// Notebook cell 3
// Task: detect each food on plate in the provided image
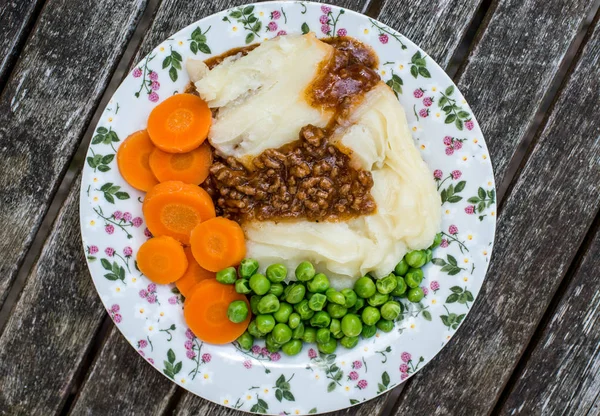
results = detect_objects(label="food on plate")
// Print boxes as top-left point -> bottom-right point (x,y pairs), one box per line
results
184,279 -> 251,344
116,129 -> 159,191
136,235 -> 188,284
149,143 -> 213,184
142,180 -> 215,244
189,217 -> 246,272
147,93 -> 211,153
115,32 -> 442,351
174,247 -> 215,297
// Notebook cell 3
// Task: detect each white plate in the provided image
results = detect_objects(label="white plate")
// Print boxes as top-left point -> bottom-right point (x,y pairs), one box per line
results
80,2 -> 496,414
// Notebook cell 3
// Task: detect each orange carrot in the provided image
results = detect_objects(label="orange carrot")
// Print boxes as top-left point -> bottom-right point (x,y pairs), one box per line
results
175,247 -> 215,297
190,217 -> 246,272
149,143 -> 212,185
147,93 -> 211,153
117,129 -> 159,191
143,181 -> 216,244
136,236 -> 188,284
184,279 -> 250,344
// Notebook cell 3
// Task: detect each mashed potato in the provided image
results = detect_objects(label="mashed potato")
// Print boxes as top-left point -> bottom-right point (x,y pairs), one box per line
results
193,34 -> 441,289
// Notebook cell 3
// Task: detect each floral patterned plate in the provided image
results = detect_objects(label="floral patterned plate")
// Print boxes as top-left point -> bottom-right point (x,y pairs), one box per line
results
80,2 -> 496,414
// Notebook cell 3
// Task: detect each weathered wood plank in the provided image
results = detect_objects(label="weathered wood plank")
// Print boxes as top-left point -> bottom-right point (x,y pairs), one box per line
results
377,0 -> 483,70
499,222 -> 600,415
69,326 -> 178,416
0,0 -> 45,90
391,10 -> 600,416
0,0 -> 148,309
0,175 -> 109,414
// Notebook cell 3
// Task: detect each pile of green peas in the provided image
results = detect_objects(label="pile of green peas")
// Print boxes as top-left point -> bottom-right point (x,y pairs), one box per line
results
220,233 -> 441,356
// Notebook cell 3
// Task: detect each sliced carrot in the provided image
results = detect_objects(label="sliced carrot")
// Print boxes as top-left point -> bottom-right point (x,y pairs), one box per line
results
149,143 -> 212,185
117,129 -> 159,191
136,236 -> 188,284
143,181 -> 216,244
147,93 -> 211,153
184,279 -> 250,344
190,217 -> 246,272
175,247 -> 215,297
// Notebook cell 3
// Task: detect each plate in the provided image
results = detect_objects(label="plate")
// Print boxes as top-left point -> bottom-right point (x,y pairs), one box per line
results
80,2 -> 496,414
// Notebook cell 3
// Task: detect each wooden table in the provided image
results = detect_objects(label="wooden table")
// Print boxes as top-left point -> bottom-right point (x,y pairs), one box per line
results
1,0 -> 599,414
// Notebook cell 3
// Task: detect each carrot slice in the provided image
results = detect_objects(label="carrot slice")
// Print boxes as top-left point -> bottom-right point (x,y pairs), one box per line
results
143,181 -> 216,244
190,217 -> 246,272
175,247 -> 215,297
136,236 -> 188,284
117,129 -> 159,191
149,143 -> 212,185
184,279 -> 250,344
147,93 -> 211,153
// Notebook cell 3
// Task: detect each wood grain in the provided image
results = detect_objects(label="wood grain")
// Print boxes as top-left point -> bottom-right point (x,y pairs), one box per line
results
455,0 -> 597,185
0,175 -> 108,414
0,0 -> 147,310
390,10 -> 600,416
0,0 -> 44,90
69,326 -> 179,416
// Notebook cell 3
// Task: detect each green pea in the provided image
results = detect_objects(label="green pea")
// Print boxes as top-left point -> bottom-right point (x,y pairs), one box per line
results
216,267 -> 237,284
430,232 -> 442,249
340,336 -> 359,349
367,292 -> 389,307
361,306 -> 381,326
292,322 -> 305,339
277,282 -> 289,300
268,282 -> 284,297
295,261 -> 316,282
348,297 -> 365,314
361,324 -> 377,338
308,293 -> 327,311
341,289 -> 358,308
288,313 -> 301,329
238,259 -> 259,279
327,303 -> 348,319
227,300 -> 249,323
235,278 -> 252,294
283,283 -> 293,299
303,327 -> 317,343
274,302 -> 293,323
317,337 -> 337,354
250,295 -> 261,315
376,319 -> 394,332
316,328 -> 331,344
257,294 -> 280,314
266,333 -> 282,353
272,323 -> 293,344
255,314 -> 276,333
405,268 -> 424,288
326,288 -> 346,306
330,318 -> 342,338
354,276 -> 376,298
310,311 -> 331,328
307,273 -> 330,293
381,301 -> 402,321
407,287 -> 424,303
249,273 -> 271,295
247,320 -> 266,338
294,300 -> 314,320
426,249 -> 433,263
405,250 -> 427,268
236,331 -> 254,350
285,283 -> 306,304
266,263 -> 287,283
394,259 -> 409,276
341,314 -> 362,337
281,339 -> 303,356
391,276 -> 407,296
376,274 -> 397,294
